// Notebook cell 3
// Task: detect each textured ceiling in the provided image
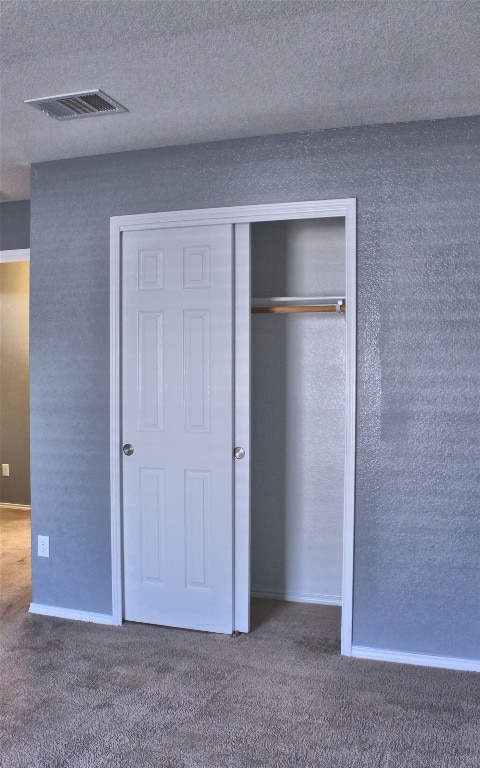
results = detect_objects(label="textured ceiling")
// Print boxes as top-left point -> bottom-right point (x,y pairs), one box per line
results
0,0 -> 479,201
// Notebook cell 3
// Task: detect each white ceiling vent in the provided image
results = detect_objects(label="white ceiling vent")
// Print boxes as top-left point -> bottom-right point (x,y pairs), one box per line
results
25,90 -> 128,120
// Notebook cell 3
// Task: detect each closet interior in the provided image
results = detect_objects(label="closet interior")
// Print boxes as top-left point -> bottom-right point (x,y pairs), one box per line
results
249,217 -> 346,625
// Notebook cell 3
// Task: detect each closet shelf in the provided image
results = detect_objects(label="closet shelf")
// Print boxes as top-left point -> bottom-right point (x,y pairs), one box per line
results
252,296 -> 345,314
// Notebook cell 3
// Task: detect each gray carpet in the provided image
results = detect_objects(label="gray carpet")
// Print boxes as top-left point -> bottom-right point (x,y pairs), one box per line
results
1,507 -> 479,768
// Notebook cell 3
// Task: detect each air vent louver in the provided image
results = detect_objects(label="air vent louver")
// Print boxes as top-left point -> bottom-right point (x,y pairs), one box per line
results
25,90 -> 128,120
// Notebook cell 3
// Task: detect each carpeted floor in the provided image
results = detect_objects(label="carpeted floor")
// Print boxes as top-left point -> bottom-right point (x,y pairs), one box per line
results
0,506 -> 479,768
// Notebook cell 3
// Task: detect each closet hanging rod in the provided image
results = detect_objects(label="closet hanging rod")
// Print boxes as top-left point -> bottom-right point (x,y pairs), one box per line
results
252,304 -> 345,314
252,297 -> 345,314
252,295 -> 345,306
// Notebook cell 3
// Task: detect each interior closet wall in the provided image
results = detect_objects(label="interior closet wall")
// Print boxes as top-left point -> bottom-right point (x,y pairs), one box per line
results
251,218 -> 345,604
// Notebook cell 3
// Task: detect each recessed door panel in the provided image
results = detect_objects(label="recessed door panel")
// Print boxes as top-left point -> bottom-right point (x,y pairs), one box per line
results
184,310 -> 210,433
139,467 -> 165,584
185,469 -> 210,590
138,312 -> 164,431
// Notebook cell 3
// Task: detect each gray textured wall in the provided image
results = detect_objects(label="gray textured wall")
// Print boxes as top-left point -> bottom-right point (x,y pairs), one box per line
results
0,200 -> 30,250
0,262 -> 30,505
251,220 -> 345,602
30,117 -> 480,659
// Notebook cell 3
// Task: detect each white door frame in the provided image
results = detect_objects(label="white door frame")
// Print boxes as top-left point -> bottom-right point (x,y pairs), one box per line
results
110,198 -> 356,655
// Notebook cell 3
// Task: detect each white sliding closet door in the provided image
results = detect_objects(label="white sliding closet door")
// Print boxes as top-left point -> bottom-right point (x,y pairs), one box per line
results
121,225 -> 234,633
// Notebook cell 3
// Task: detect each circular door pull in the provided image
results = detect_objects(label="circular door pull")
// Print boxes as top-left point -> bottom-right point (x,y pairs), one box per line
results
123,443 -> 134,456
234,447 -> 246,460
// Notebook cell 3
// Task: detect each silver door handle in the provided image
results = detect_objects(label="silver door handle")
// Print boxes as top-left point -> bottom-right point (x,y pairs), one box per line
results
123,444 -> 134,456
234,447 -> 245,460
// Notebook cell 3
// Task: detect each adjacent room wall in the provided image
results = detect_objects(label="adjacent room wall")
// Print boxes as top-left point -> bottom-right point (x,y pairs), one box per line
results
0,261 -> 30,505
0,200 -> 30,251
30,116 -> 480,661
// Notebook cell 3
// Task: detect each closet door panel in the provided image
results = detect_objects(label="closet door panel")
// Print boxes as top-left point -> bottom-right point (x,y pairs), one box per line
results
122,224 -> 234,634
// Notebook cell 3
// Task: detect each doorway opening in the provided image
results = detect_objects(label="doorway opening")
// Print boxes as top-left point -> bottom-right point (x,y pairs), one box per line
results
0,255 -> 31,613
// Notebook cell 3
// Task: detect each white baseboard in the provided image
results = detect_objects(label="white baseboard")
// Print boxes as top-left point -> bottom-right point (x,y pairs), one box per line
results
352,645 -> 480,673
0,502 -> 31,511
251,588 -> 342,606
29,603 -> 115,625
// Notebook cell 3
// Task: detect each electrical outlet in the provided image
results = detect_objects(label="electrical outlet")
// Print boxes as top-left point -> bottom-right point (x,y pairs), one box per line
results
1,464 -> 9,477
38,535 -> 49,558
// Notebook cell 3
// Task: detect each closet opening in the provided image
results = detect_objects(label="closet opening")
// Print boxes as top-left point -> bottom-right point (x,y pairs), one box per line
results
249,217 -> 346,650
110,198 -> 355,640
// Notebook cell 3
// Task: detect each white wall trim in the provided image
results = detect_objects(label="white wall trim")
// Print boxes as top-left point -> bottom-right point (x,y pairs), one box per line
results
352,645 -> 480,673
0,248 -> 30,262
0,502 -> 31,511
111,199 -> 357,231
29,603 -> 115,625
252,589 -> 342,606
110,198 -> 356,650
109,218 -> 123,626
341,198 -> 356,656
